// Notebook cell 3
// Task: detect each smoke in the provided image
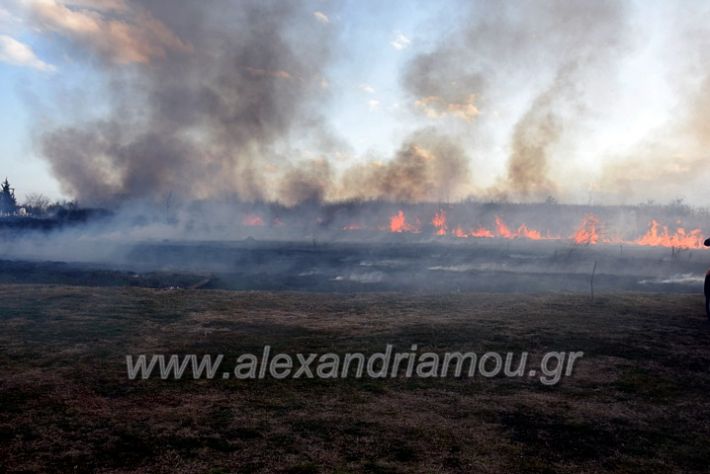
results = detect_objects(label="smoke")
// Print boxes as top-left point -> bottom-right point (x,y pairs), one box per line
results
338,129 -> 472,203
598,21 -> 710,203
401,0 -> 627,200
492,68 -> 578,200
23,1 -> 710,207
278,159 -> 333,207
31,0 -> 335,205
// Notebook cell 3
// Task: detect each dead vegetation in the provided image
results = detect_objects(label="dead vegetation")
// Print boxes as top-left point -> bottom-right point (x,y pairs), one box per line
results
1,285 -> 710,473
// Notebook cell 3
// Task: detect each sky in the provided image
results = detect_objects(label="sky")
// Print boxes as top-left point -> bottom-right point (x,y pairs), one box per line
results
1,0 -> 709,206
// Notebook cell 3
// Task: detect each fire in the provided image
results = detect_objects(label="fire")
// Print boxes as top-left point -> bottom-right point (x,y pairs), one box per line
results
495,216 -> 512,239
441,217 -> 544,240
635,220 -> 705,249
494,217 -> 544,240
471,227 -> 495,238
573,214 -> 599,245
515,224 -> 542,240
432,210 -> 447,235
389,210 -> 420,233
389,210 -> 407,232
242,213 -> 264,226
382,209 -> 706,249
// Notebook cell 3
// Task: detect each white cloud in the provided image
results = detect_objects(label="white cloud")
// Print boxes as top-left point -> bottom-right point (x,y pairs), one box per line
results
0,34 -> 55,71
390,32 -> 410,50
313,11 -> 329,24
358,83 -> 375,94
367,99 -> 380,111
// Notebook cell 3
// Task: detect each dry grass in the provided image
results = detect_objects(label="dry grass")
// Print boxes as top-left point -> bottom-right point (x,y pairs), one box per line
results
1,285 -> 710,473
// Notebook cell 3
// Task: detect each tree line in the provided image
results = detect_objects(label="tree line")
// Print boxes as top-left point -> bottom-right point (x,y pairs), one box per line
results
0,178 -> 77,217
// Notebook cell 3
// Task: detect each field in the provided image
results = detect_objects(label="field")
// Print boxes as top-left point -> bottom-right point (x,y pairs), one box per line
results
2,284 -> 710,473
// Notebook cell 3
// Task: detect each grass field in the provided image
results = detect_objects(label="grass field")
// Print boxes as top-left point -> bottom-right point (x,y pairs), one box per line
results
1,285 -> 710,473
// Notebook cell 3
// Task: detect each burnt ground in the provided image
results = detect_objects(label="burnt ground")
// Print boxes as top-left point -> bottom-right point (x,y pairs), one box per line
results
1,285 -> 710,473
2,238 -> 710,293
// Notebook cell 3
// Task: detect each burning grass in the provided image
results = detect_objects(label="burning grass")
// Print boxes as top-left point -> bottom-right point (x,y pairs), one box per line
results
377,209 -> 707,249
1,285 -> 710,472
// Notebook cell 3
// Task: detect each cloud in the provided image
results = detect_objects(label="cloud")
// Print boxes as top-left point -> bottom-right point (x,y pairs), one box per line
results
358,83 -> 375,94
367,99 -> 380,111
390,32 -> 410,50
0,34 -> 55,71
26,0 -> 191,64
313,11 -> 329,24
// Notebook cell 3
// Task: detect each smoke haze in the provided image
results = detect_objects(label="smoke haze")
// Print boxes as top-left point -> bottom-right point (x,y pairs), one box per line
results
13,0 -> 710,207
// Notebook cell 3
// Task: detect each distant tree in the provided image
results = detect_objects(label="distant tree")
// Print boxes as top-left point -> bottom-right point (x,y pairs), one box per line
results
0,178 -> 17,215
23,193 -> 51,216
544,195 -> 558,206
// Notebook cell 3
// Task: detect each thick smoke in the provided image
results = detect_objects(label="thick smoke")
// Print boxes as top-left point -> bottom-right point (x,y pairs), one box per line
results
32,0 -> 334,205
338,129 -> 472,203
30,0 -> 479,207
25,1 -> 710,207
492,68 -> 577,200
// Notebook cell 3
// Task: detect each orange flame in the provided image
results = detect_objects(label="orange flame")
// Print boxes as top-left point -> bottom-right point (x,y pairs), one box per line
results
389,210 -> 420,233
381,210 -> 706,249
471,227 -> 495,238
390,210 -> 407,232
432,210 -> 447,236
495,216 -> 512,239
431,216 -> 545,240
515,224 -> 542,240
573,214 -> 599,245
635,220 -> 704,249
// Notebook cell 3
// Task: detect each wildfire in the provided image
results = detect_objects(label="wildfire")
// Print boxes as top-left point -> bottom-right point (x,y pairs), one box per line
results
430,215 -> 545,240
516,224 -> 542,240
379,210 -> 705,250
635,220 -> 705,249
495,216 -> 512,239
389,210 -> 420,233
432,210 -> 447,236
573,214 -> 599,245
471,227 -> 495,238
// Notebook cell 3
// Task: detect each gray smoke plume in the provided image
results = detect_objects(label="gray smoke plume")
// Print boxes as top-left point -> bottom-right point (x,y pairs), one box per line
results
31,0 -> 334,205
494,67 -> 579,200
31,1 -> 710,207
338,129 -> 472,203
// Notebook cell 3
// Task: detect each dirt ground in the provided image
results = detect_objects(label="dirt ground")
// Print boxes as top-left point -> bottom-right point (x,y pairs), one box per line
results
1,285 -> 710,473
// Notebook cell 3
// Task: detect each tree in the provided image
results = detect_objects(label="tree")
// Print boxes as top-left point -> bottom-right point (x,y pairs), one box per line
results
0,178 -> 17,215
23,193 -> 51,216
